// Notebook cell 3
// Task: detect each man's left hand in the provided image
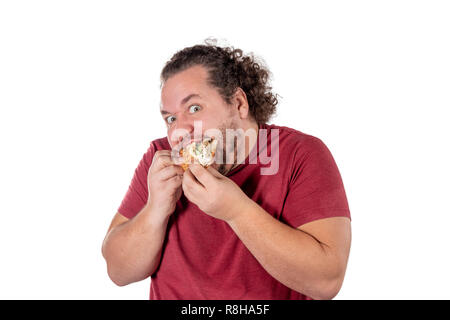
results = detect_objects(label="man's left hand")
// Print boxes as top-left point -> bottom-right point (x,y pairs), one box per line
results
182,163 -> 251,222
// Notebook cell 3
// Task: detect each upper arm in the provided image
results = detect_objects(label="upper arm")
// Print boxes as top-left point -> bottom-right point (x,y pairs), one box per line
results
297,216 -> 352,271
117,143 -> 155,220
281,137 -> 351,228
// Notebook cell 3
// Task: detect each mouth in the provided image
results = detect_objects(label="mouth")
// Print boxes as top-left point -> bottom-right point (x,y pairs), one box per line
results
177,133 -> 215,149
178,136 -> 218,170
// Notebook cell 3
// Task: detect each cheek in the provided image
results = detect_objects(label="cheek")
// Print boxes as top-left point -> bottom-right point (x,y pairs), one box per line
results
203,106 -> 231,127
201,118 -> 219,130
167,128 -> 177,147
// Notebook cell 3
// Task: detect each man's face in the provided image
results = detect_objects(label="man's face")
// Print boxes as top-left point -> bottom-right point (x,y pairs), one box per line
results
160,65 -> 240,174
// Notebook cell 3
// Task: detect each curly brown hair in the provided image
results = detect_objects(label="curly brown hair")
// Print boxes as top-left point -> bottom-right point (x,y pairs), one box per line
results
160,39 -> 278,124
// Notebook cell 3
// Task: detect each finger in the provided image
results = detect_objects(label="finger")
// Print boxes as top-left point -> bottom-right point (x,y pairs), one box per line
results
151,151 -> 175,171
206,165 -> 223,178
154,150 -> 172,157
181,179 -> 195,203
165,174 -> 183,189
156,165 -> 184,181
188,164 -> 216,188
182,168 -> 205,195
182,174 -> 199,204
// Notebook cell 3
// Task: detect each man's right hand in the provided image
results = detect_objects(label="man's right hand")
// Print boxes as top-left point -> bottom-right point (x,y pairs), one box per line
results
147,150 -> 185,218
103,150 -> 184,285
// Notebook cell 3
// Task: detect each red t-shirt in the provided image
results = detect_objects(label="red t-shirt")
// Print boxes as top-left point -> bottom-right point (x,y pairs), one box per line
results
117,123 -> 351,299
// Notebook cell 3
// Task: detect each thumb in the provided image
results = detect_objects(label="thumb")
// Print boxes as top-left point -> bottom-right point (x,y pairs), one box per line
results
207,165 -> 223,178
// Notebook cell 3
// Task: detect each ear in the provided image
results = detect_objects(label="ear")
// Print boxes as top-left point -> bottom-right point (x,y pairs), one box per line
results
233,87 -> 250,120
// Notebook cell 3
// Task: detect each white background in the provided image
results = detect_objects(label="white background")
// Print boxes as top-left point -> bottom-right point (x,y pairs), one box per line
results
1,1 -> 449,299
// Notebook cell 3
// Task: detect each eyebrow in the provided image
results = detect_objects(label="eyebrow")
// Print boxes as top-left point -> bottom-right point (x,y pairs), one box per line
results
160,93 -> 201,115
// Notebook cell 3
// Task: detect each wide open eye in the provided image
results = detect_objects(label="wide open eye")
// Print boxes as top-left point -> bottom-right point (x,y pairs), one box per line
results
188,105 -> 202,113
166,115 -> 176,124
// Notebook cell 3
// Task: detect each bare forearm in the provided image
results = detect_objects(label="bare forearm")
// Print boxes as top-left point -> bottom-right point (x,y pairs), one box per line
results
227,200 -> 342,300
102,204 -> 169,286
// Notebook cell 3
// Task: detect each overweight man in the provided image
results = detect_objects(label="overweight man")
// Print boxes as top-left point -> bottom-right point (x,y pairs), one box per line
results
102,41 -> 351,300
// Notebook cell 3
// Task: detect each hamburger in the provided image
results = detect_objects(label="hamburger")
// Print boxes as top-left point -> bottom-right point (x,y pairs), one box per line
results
179,137 -> 218,171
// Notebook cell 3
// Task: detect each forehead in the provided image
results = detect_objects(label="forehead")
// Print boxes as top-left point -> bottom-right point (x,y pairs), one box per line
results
160,65 -> 212,111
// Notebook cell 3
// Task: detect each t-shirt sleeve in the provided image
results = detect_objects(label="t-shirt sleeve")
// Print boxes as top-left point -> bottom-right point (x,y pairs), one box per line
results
281,136 -> 351,228
117,142 -> 156,219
